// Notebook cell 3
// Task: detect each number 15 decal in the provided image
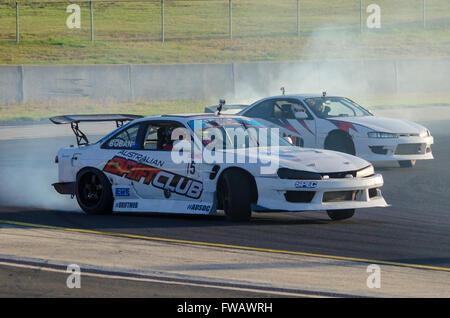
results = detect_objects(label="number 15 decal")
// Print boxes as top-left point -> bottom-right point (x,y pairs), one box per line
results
187,161 -> 196,175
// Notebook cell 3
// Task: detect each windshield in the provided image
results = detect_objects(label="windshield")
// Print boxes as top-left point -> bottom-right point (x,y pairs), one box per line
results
188,118 -> 292,150
305,97 -> 372,119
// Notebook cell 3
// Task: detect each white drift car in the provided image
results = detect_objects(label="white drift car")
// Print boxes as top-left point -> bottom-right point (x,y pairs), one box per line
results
237,94 -> 434,168
51,113 -> 387,221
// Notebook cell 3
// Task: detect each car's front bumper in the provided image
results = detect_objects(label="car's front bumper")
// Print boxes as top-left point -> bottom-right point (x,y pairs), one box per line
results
253,174 -> 387,212
355,135 -> 434,162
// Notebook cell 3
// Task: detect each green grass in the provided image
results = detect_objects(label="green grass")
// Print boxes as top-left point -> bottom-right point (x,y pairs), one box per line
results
0,0 -> 449,64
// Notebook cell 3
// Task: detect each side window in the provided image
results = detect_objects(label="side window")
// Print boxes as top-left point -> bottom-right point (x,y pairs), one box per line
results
143,125 -> 159,150
244,100 -> 275,120
143,121 -> 189,151
275,99 -> 313,120
104,124 -> 141,149
273,100 -> 295,119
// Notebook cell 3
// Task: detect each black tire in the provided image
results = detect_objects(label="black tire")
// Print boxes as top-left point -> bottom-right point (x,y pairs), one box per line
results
327,209 -> 355,221
324,132 -> 355,155
220,169 -> 252,222
75,168 -> 113,215
398,160 -> 416,168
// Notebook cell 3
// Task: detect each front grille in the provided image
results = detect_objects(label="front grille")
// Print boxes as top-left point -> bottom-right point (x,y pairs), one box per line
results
323,191 -> 357,202
284,191 -> 315,203
395,143 -> 424,155
277,168 -> 358,180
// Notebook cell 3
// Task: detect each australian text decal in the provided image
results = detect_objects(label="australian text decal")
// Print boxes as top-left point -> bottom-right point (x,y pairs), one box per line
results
117,150 -> 165,167
103,155 -> 203,199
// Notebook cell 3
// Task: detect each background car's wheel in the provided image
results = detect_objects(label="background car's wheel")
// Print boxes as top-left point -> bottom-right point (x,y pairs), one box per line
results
324,131 -> 356,155
220,169 -> 252,222
327,209 -> 355,221
398,160 -> 416,168
75,168 -> 113,215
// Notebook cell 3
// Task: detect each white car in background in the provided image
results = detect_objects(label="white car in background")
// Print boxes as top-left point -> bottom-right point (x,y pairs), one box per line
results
237,94 -> 434,168
51,113 -> 387,221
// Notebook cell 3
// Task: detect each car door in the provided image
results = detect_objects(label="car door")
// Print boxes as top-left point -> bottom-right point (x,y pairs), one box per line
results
130,120 -> 192,201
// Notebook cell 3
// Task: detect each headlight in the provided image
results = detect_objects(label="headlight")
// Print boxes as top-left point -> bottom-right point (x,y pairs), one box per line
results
419,130 -> 431,137
367,132 -> 398,138
356,165 -> 375,178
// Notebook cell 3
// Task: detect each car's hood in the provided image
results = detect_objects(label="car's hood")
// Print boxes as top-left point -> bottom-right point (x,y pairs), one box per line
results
219,146 -> 370,175
330,116 -> 427,134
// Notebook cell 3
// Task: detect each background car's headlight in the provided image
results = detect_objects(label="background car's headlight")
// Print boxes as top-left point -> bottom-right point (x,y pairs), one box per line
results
356,165 -> 375,178
420,129 -> 431,137
367,132 -> 398,138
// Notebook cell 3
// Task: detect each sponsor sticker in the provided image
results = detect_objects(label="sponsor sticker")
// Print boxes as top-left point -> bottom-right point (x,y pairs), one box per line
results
187,204 -> 211,212
115,187 -> 130,197
115,202 -> 138,209
294,181 -> 318,189
104,155 -> 203,199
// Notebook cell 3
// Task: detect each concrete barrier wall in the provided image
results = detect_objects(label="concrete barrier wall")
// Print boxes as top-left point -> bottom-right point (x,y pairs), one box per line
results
0,58 -> 449,104
0,66 -> 23,104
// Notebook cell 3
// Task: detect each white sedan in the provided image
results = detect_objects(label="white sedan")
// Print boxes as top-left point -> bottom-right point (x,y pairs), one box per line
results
237,94 -> 434,168
51,113 -> 387,221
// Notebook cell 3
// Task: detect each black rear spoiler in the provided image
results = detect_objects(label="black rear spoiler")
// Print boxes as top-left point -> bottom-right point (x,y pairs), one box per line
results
49,114 -> 143,146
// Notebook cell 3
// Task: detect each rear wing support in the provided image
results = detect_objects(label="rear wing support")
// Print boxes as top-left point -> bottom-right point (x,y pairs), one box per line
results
70,121 -> 90,146
50,114 -> 144,146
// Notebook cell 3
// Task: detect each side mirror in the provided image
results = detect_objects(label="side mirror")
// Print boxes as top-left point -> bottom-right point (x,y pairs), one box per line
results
294,111 -> 308,120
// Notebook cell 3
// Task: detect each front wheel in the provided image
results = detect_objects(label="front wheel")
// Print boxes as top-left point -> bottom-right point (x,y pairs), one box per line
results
398,160 -> 416,168
327,209 -> 355,221
220,169 -> 252,222
324,132 -> 355,155
75,168 -> 113,215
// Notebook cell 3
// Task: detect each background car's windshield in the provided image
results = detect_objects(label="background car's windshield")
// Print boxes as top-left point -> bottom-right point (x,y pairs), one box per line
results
188,118 -> 292,150
305,97 -> 372,119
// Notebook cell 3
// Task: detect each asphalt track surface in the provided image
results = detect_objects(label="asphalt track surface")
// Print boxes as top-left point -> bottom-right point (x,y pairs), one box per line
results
0,120 -> 449,269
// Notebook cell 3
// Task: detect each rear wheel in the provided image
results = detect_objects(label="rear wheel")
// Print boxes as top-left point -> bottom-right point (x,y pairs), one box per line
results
75,168 -> 113,215
220,169 -> 252,222
327,209 -> 355,221
398,160 -> 416,168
